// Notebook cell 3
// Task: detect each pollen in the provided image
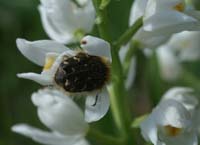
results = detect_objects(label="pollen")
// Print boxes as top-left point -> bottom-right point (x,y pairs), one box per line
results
173,3 -> 185,12
54,52 -> 110,93
164,125 -> 182,137
43,56 -> 56,71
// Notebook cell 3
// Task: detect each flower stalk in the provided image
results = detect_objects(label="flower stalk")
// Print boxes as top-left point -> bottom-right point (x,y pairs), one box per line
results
92,0 -> 111,42
92,0 -> 135,144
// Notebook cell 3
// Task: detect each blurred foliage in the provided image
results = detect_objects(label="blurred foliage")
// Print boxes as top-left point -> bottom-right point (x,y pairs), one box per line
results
0,0 -> 46,145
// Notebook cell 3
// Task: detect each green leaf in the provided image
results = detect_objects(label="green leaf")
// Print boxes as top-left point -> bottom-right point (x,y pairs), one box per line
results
131,114 -> 148,128
147,50 -> 163,105
100,0 -> 111,10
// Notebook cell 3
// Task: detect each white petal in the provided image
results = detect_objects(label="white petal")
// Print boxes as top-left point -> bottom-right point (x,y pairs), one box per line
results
143,0 -> 197,31
12,124 -> 87,145
161,87 -> 198,112
129,0 -> 148,25
81,35 -> 111,60
17,73 -> 53,85
16,38 -> 69,66
141,0 -> 200,37
38,6 -> 74,44
140,114 -> 158,145
85,89 -> 110,122
134,28 -> 170,48
38,0 -> 95,44
154,100 -> 191,128
162,87 -> 193,100
72,1 -> 95,32
144,11 -> 197,32
32,88 -> 88,135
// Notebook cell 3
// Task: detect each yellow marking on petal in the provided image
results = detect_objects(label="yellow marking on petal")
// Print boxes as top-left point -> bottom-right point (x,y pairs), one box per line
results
164,125 -> 182,137
43,56 -> 56,71
173,3 -> 185,12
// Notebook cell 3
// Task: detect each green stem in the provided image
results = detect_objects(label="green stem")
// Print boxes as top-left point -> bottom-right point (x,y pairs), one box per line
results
114,17 -> 143,50
92,0 -> 111,42
92,0 -> 134,144
87,128 -> 123,145
109,46 -> 134,144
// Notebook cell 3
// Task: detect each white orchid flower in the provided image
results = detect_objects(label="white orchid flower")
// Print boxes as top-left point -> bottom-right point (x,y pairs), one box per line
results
16,35 -> 111,122
129,0 -> 170,48
140,99 -> 198,145
161,87 -> 200,133
129,0 -> 148,25
161,87 -> 198,112
12,88 -> 89,145
166,31 -> 200,61
39,0 -> 95,44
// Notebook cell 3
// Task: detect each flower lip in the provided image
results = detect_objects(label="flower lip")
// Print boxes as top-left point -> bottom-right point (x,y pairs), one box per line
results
163,125 -> 183,137
173,2 -> 185,12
